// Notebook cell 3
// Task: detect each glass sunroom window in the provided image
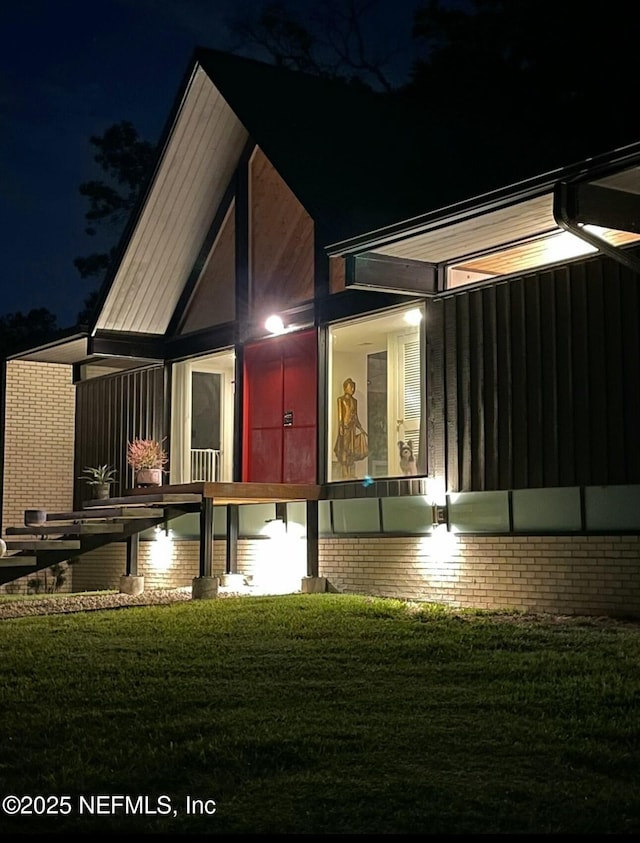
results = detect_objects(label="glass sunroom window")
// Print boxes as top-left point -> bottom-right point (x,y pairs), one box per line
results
327,305 -> 425,482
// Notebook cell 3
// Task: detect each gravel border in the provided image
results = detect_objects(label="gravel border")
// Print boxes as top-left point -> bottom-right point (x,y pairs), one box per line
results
0,586 -> 246,620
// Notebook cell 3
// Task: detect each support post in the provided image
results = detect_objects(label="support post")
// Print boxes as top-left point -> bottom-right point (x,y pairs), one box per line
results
126,532 -> 139,576
301,499 -> 326,594
306,499 -> 318,577
120,531 -> 144,595
193,495 -> 218,600
199,496 -> 214,578
226,504 -> 238,574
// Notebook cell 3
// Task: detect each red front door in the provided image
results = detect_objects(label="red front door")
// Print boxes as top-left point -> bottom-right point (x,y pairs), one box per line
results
243,329 -> 317,483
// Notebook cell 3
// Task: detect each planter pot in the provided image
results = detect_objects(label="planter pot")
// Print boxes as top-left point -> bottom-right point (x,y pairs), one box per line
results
92,483 -> 111,500
135,468 -> 163,487
25,509 -> 47,526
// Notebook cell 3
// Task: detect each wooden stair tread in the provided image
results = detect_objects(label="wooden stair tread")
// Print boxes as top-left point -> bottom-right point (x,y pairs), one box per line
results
5,523 -> 128,536
45,507 -> 167,521
0,556 -> 37,567
83,493 -> 203,508
2,539 -> 81,551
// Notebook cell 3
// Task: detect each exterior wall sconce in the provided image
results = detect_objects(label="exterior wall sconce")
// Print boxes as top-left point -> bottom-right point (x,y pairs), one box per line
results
265,315 -> 286,335
431,503 -> 448,528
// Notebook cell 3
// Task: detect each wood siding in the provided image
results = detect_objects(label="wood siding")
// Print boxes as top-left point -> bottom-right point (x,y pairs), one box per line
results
74,366 -> 165,506
432,253 -> 640,492
179,201 -> 236,333
249,147 -> 314,317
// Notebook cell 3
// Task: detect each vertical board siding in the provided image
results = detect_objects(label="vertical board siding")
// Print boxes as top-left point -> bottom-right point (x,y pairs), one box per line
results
426,299 -> 446,481
539,270 -> 559,487
495,282 -> 513,489
443,296 -> 459,491
441,253 -> 640,491
621,271 -> 640,479
509,279 -> 528,488
74,366 -> 165,506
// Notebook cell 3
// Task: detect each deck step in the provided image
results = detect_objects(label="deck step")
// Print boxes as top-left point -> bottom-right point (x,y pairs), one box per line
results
5,523 -> 128,536
1,539 -> 81,552
0,556 -> 37,567
45,507 -> 167,522
83,493 -> 203,508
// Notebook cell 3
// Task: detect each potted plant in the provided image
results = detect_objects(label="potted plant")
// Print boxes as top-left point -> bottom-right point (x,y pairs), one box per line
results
127,438 -> 168,487
78,464 -> 118,500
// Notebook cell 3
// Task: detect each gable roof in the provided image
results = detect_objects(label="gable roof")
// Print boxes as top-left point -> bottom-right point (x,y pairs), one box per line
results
90,46 -> 640,338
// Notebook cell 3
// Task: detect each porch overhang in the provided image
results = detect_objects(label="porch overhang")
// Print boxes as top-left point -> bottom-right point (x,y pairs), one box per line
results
330,141 -> 640,294
5,332 -> 89,365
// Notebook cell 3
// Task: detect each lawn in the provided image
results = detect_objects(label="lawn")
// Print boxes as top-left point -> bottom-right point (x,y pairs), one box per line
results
0,593 -> 639,834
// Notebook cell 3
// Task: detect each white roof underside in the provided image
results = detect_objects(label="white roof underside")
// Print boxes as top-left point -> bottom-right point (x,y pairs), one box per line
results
367,165 -> 640,264
95,65 -> 248,335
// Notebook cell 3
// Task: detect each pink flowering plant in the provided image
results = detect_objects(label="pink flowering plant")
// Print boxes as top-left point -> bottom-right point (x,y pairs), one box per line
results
126,438 -> 168,471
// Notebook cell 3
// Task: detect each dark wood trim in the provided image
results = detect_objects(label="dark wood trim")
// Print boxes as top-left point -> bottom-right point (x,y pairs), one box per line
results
163,361 -> 172,467
554,181 -> 640,275
306,499 -> 319,577
347,251 -> 437,295
199,496 -> 214,577
317,288 -> 416,324
235,140 -> 253,336
317,326 -> 328,483
126,532 -> 139,576
163,322 -> 236,361
233,344 -> 244,482
225,504 -> 238,574
88,332 -> 165,361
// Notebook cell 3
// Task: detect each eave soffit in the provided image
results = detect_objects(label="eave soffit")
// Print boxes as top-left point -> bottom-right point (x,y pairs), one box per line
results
93,62 -> 249,338
334,142 -> 640,290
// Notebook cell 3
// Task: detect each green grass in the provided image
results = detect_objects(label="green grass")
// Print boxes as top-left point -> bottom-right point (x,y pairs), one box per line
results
1,593 -> 639,833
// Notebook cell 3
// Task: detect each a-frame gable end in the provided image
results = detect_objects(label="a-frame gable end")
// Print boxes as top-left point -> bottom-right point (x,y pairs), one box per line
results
178,201 -> 236,334
249,147 -> 314,319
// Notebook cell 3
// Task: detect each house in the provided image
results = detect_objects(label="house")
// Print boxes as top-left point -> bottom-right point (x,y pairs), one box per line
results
2,47 -> 640,614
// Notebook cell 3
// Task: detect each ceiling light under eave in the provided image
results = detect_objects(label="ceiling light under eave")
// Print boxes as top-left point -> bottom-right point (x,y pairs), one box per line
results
404,308 -> 423,326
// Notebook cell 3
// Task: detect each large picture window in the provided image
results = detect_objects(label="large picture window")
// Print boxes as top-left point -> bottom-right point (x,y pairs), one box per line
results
327,305 -> 425,482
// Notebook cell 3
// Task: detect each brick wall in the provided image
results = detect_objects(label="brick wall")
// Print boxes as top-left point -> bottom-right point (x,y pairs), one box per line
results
69,530 -> 640,617
319,533 -> 640,617
1,361 -> 76,594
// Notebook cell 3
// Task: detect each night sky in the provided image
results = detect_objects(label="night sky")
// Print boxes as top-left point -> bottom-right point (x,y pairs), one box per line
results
1,0 -> 421,329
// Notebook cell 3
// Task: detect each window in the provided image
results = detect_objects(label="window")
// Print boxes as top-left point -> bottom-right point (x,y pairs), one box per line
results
327,305 -> 425,482
170,350 -> 235,483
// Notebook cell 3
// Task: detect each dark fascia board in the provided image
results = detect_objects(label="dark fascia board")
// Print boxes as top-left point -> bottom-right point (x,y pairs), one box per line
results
346,252 -> 437,295
555,181 -> 640,233
554,180 -> 640,275
164,322 -> 237,362
328,140 -> 640,258
317,288 -> 417,324
88,331 -> 166,361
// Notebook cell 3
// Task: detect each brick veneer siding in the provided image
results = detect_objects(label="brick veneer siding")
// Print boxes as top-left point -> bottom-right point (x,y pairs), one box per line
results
1,360 -> 76,594
72,537 -> 305,593
72,541 -> 227,593
70,531 -> 640,616
319,534 -> 640,617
